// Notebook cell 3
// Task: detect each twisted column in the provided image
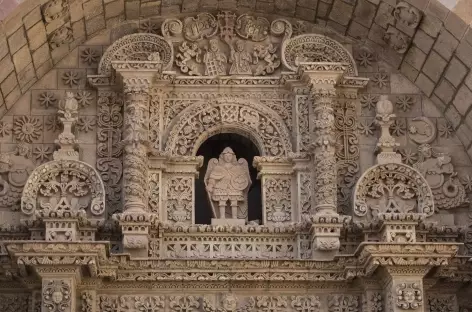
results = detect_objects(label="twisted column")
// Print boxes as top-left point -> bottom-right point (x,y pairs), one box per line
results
122,79 -> 151,212
310,88 -> 338,215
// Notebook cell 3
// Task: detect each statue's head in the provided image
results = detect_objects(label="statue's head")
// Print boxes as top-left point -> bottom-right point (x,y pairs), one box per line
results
209,39 -> 218,51
220,147 -> 236,163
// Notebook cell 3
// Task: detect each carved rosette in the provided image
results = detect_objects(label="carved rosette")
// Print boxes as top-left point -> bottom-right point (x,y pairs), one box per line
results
310,88 -> 338,213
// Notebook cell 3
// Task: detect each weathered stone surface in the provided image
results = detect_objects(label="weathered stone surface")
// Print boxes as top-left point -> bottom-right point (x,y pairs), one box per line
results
434,78 -> 456,104
32,43 -> 51,69
329,0 -> 354,26
12,45 -> 32,73
7,26 -> 27,55
425,0 -> 449,20
422,51 -> 447,83
27,22 -> 47,51
413,29 -> 434,53
404,45 -> 426,70
456,123 -> 472,147
295,6 -> 316,21
433,29 -> 459,60
455,40 -> 472,67
419,14 -> 443,38
445,11 -> 468,39
22,6 -> 42,30
353,0 -> 375,28
444,57 -> 467,87
400,61 -> 419,81
298,0 -> 318,8
0,72 -> 18,97
105,0 -> 125,18
453,84 -> 472,116
416,72 -> 435,96
85,15 -> 106,36
446,104 -> 462,129
83,0 -> 104,20
348,21 -> 369,40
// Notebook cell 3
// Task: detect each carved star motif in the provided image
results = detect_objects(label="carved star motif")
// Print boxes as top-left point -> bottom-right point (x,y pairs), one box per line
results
372,72 -> 389,89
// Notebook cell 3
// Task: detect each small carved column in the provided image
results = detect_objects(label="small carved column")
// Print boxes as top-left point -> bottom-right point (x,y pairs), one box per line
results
112,61 -> 161,257
300,63 -> 348,260
121,77 -> 152,212
309,87 -> 338,214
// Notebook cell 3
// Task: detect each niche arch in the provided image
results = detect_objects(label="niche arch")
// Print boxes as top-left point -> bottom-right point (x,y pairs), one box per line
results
163,99 -> 293,157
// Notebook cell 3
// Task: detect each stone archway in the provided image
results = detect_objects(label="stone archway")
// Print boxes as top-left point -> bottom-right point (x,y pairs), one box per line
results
163,99 -> 293,157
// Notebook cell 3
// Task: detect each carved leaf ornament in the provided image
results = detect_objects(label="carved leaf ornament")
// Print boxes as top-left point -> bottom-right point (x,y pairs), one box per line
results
353,163 -> 434,218
21,160 -> 106,220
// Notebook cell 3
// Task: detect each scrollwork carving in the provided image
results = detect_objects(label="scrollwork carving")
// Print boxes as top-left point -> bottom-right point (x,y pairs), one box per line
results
396,282 -> 422,310
265,176 -> 292,223
42,280 -> 71,312
166,176 -> 193,223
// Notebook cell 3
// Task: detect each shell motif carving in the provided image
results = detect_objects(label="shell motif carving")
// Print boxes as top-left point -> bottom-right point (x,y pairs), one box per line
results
21,160 -> 106,220
282,34 -> 358,76
353,163 -> 434,218
98,33 -> 174,77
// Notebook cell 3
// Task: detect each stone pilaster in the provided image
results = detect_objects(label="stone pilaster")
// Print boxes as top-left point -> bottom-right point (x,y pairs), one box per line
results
37,267 -> 79,312
381,267 -> 428,312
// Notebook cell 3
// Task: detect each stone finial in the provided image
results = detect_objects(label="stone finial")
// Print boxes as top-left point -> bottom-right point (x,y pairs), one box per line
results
375,95 -> 401,164
53,92 -> 79,161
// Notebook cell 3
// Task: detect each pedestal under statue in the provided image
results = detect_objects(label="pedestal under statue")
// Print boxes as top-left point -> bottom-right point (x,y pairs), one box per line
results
204,147 -> 251,225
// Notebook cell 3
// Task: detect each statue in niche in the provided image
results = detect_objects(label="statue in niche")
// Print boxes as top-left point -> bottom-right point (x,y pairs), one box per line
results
204,147 -> 251,224
229,39 -> 252,75
203,39 -> 227,76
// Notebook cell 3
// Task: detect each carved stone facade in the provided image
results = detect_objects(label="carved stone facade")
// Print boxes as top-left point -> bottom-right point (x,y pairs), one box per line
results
0,8 -> 470,312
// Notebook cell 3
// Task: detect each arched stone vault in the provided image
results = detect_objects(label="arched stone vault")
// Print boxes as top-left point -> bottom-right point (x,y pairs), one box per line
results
0,0 -> 471,161
0,3 -> 471,311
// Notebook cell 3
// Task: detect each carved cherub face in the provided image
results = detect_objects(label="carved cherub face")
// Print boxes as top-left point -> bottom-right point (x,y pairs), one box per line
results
221,294 -> 237,311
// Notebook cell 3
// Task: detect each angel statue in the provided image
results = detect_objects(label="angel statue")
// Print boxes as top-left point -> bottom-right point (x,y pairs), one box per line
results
204,147 -> 252,224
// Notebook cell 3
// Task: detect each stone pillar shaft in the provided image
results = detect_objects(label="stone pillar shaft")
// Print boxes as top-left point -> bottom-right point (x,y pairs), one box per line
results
122,84 -> 150,212
310,88 -> 337,214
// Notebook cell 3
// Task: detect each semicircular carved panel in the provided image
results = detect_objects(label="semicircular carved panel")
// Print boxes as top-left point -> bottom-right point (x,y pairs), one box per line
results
282,34 -> 358,76
164,100 -> 292,157
21,160 -> 106,221
98,33 -> 174,77
353,163 -> 434,219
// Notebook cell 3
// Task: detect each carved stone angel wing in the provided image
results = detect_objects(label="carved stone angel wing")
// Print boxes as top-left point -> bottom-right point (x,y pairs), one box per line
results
237,158 -> 252,191
204,158 -> 218,187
